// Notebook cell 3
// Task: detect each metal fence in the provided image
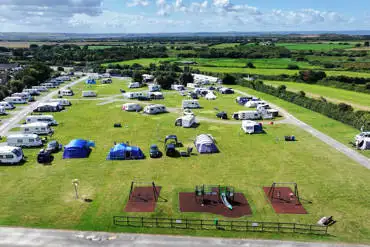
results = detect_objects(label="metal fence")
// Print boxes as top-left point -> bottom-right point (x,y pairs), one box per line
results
113,216 -> 328,235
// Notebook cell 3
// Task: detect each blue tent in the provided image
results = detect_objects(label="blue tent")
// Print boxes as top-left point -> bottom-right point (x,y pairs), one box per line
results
106,143 -> 145,160
86,79 -> 96,84
63,139 -> 95,159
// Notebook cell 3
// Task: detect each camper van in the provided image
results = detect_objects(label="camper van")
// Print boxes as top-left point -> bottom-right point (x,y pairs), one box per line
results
49,98 -> 71,106
40,82 -> 56,88
0,101 -> 15,110
25,115 -> 58,126
122,103 -> 142,112
60,89 -> 74,96
175,114 -> 197,128
149,84 -> 161,92
0,146 -> 24,164
34,102 -> 64,112
0,106 -> 7,115
7,134 -> 43,147
124,92 -> 145,99
32,86 -> 48,92
4,96 -> 27,104
232,111 -> 261,120
82,91 -> 97,97
128,82 -> 141,88
23,88 -> 40,96
21,122 -> 54,135
11,92 -> 32,101
182,100 -> 201,109
143,104 -> 167,114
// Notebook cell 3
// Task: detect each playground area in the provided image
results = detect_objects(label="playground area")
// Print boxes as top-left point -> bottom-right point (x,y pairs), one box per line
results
124,181 -> 162,212
263,183 -> 307,214
179,185 -> 252,218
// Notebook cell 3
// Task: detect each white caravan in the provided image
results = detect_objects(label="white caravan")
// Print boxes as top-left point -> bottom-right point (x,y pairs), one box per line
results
122,103 -> 142,112
7,134 -> 43,147
232,111 -> 261,120
143,104 -> 167,114
182,100 -> 201,109
355,132 -> 370,143
124,92 -> 145,99
0,101 -> 15,110
25,115 -> 58,126
40,83 -> 56,88
11,92 -> 32,101
0,106 -> 7,115
20,122 -> 54,135
171,84 -> 185,91
0,146 -> 24,165
32,86 -> 48,92
82,91 -> 97,97
49,98 -> 71,106
23,88 -> 40,96
175,114 -> 197,128
128,82 -> 141,88
60,89 -> 74,96
4,96 -> 27,104
149,84 -> 161,92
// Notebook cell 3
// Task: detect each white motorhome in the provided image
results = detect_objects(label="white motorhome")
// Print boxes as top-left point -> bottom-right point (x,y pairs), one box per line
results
171,84 -> 185,91
124,92 -> 145,99
232,111 -> 261,120
4,96 -> 27,104
143,104 -> 167,114
149,84 -> 161,92
175,114 -> 197,128
82,91 -> 97,97
182,100 -> 201,109
60,89 -> 74,96
25,115 -> 58,126
21,122 -> 54,135
0,106 -> 7,115
0,146 -> 24,164
128,82 -> 141,88
0,101 -> 15,110
23,88 -> 40,96
7,134 -> 43,147
32,86 -> 48,92
11,92 -> 32,101
49,98 -> 71,106
40,83 -> 56,88
122,103 -> 142,112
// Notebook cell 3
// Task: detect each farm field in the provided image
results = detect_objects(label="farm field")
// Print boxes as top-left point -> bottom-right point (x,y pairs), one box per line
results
276,43 -> 356,51
0,79 -> 370,244
262,80 -> 370,111
209,43 -> 240,48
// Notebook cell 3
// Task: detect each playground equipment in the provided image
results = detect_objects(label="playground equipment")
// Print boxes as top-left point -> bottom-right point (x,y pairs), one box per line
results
195,185 -> 235,210
267,182 -> 301,205
129,181 -> 159,202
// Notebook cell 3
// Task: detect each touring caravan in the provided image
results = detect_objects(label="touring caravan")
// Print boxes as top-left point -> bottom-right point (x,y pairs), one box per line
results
0,106 -> 7,115
124,92 -> 145,99
171,84 -> 185,91
25,115 -> 58,126
82,91 -> 97,97
122,103 -> 142,112
148,92 -> 164,100
0,146 -> 24,164
7,134 -> 43,147
40,83 -> 56,88
175,115 -> 197,128
182,100 -> 201,109
0,101 -> 15,110
60,89 -> 74,96
241,120 -> 263,134
143,104 -> 167,114
23,88 -> 40,96
49,98 -> 71,106
128,82 -> 141,88
32,86 -> 48,92
21,122 -> 54,135
34,102 -> 64,112
4,96 -> 27,104
232,111 -> 261,120
11,92 -> 32,101
149,84 -> 161,92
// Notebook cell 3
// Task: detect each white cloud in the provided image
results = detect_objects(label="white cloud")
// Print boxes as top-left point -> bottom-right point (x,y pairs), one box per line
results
127,0 -> 150,7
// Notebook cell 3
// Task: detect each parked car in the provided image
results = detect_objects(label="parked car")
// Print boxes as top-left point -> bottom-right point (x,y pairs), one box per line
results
216,111 -> 228,120
46,140 -> 63,153
37,149 -> 54,164
149,144 -> 162,158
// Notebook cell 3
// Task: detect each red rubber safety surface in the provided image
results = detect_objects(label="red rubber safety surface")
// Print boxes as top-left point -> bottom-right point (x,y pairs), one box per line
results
124,186 -> 162,212
263,187 -> 307,214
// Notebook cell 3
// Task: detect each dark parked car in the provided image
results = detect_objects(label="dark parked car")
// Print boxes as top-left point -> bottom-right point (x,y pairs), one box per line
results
149,144 -> 162,158
46,140 -> 63,153
137,96 -> 151,101
37,149 -> 54,164
216,111 -> 228,120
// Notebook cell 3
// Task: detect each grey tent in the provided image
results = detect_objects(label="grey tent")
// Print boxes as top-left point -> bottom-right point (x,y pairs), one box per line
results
194,134 -> 219,154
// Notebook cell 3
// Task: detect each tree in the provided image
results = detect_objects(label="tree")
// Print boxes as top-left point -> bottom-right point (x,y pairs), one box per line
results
299,70 -> 326,83
287,64 -> 299,70
246,62 -> 255,68
364,41 -> 369,47
299,91 -> 306,97
179,72 -> 193,85
29,44 -> 39,49
132,71 -> 143,82
222,74 -> 236,85
155,73 -> 176,89
57,66 -> 64,72
355,43 -> 361,47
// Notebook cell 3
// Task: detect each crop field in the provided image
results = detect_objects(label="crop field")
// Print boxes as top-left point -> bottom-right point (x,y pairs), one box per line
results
262,80 -> 370,111
0,79 -> 370,244
209,43 -> 240,48
276,43 -> 356,51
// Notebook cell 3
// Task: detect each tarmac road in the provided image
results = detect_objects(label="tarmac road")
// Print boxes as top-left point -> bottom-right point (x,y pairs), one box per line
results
0,227 -> 368,247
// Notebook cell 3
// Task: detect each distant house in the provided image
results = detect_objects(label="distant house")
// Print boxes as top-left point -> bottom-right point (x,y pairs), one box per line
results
259,41 -> 274,46
0,64 -> 22,84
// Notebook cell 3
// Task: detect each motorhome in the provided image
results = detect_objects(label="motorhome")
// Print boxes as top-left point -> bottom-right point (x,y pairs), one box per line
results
23,88 -> 40,96
149,84 -> 161,92
175,114 -> 197,128
0,106 -> 7,115
34,102 -> 64,112
40,82 -> 56,88
25,115 -> 58,126
7,134 -> 43,147
0,101 -> 15,110
4,96 -> 27,104
143,104 -> 167,114
128,82 -> 141,88
0,146 -> 24,164
32,86 -> 48,92
49,98 -> 71,106
82,91 -> 97,97
122,103 -> 142,112
171,84 -> 185,91
21,122 -> 54,135
124,92 -> 145,99
182,100 -> 201,109
232,111 -> 261,120
60,89 -> 74,96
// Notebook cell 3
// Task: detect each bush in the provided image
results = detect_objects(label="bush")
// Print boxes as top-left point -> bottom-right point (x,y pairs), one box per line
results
222,74 -> 236,85
287,64 -> 299,70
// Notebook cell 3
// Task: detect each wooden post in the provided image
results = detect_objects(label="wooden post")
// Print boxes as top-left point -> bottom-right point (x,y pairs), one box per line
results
293,223 -> 296,233
141,217 -> 144,227
309,225 -> 312,234
185,219 -> 188,229
278,222 -> 280,232
127,216 -> 129,225
156,217 -> 158,227
230,221 -> 233,231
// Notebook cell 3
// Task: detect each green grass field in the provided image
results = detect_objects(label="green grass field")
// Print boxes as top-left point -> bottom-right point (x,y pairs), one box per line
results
276,43 -> 355,51
0,79 -> 370,244
262,80 -> 370,110
209,43 -> 240,48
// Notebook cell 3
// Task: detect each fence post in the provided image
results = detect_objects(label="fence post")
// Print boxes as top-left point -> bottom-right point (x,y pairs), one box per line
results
201,219 -> 203,230
325,226 -> 328,235
246,221 -> 248,232
293,223 -> 296,233
309,225 -> 312,234
127,216 -> 129,225
278,222 -> 280,232
230,221 -> 233,231
141,217 -> 144,227
156,217 -> 158,227
261,222 -> 264,232
170,218 -> 173,228
185,218 -> 188,229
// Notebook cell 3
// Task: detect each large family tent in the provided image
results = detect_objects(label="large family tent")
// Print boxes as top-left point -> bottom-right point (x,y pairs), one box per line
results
194,134 -> 219,154
86,79 -> 96,85
63,139 -> 95,159
106,143 -> 145,160
357,138 -> 370,150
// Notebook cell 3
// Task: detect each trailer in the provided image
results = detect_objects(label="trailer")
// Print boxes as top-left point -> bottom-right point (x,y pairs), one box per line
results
82,91 -> 97,97
232,111 -> 261,120
7,134 -> 43,147
0,101 -> 14,110
21,122 -> 54,135
0,146 -> 24,165
128,82 -> 141,88
32,86 -> 48,92
122,103 -> 142,112
175,115 -> 197,128
25,115 -> 58,126
60,89 -> 74,96
241,120 -> 263,134
143,104 -> 167,114
124,91 -> 145,99
4,96 -> 27,104
182,100 -> 201,109
33,102 -> 64,112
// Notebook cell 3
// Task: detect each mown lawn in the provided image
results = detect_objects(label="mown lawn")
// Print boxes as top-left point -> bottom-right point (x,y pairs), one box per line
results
262,80 -> 370,110
276,43 -> 355,51
0,80 -> 370,244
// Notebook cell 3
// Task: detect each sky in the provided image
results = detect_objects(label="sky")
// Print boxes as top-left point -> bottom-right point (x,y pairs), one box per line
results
0,0 -> 369,33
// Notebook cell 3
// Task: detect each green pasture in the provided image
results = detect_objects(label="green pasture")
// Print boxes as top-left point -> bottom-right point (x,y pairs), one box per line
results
276,43 -> 355,51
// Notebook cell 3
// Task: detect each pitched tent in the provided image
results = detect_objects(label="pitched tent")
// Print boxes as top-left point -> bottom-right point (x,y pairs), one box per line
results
86,79 -> 96,85
106,143 -> 145,160
63,139 -> 95,159
357,138 -> 370,150
194,134 -> 219,154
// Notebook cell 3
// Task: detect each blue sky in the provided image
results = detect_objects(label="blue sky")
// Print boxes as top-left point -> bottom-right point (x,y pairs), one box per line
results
0,0 -> 369,33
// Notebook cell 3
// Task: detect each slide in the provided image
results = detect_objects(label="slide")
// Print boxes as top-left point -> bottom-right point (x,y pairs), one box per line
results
220,193 -> 233,210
